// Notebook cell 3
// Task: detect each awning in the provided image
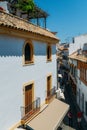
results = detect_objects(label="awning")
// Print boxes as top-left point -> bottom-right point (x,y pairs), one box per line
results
27,98 -> 69,130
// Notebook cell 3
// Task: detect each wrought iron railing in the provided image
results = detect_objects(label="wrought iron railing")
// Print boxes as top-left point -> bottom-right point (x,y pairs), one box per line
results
69,73 -> 77,85
20,97 -> 40,120
46,87 -> 56,99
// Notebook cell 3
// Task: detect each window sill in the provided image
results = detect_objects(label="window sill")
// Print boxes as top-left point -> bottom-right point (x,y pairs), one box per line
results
46,59 -> 52,62
23,61 -> 34,66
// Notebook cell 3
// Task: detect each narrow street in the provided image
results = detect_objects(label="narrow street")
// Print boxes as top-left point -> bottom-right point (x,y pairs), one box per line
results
58,76 -> 87,130
63,83 -> 82,130
57,56 -> 87,130
57,66 -> 85,130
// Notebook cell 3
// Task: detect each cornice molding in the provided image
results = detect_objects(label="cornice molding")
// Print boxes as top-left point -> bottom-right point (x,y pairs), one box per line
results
0,26 -> 59,44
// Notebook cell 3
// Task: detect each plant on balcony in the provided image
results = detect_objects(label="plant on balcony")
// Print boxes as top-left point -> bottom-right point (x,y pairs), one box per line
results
15,0 -> 35,12
14,0 -> 35,20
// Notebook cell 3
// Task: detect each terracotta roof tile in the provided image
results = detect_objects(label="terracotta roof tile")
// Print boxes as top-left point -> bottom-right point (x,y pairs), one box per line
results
69,51 -> 87,62
0,11 -> 59,42
58,45 -> 68,51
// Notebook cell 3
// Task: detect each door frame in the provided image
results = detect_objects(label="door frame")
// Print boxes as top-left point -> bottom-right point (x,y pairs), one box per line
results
46,74 -> 52,97
23,81 -> 34,111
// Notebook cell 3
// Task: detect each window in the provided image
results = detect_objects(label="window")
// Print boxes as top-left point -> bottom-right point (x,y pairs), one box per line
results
85,101 -> 87,116
73,66 -> 75,77
24,42 -> 34,64
82,93 -> 84,113
86,70 -> 87,81
47,45 -> 52,61
79,89 -> 80,106
84,69 -> 86,80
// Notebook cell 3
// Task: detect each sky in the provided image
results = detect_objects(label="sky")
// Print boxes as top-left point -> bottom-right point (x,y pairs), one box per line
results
34,0 -> 87,43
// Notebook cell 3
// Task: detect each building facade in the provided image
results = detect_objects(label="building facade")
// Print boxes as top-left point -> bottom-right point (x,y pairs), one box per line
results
0,10 -> 58,129
0,10 -> 69,130
69,34 -> 87,122
69,34 -> 87,55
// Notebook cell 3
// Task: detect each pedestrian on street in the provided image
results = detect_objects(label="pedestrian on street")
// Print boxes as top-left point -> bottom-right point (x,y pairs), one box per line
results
77,111 -> 83,128
68,110 -> 73,127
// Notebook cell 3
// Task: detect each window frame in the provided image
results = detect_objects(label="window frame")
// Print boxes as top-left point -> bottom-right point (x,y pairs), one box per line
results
46,74 -> 52,97
23,40 -> 34,65
46,44 -> 52,62
85,101 -> 87,116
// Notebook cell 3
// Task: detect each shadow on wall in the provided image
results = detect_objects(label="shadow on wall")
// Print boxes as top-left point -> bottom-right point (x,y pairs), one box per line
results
0,36 -> 23,57
0,45 -> 56,57
0,43 -> 23,57
0,49 -> 22,57
0,36 -> 56,57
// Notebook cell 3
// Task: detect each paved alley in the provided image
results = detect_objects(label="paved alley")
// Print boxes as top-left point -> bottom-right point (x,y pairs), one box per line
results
60,81 -> 87,130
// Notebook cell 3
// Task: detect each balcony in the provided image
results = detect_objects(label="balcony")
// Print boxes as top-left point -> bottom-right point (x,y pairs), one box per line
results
69,73 -> 77,85
20,97 -> 40,124
45,87 -> 56,103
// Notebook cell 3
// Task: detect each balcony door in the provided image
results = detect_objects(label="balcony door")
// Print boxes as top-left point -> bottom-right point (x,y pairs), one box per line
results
25,84 -> 33,114
82,93 -> 84,113
47,76 -> 52,97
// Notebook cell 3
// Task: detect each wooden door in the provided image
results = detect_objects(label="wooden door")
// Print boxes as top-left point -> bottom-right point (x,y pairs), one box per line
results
25,84 -> 32,114
47,76 -> 51,97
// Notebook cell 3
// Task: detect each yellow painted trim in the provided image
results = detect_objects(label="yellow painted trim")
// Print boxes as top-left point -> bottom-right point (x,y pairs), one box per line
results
22,80 -> 34,110
45,74 -> 53,104
22,40 -> 34,65
40,100 -> 46,107
0,26 -> 59,44
46,74 -> 52,91
46,44 -> 52,61
9,120 -> 21,130
47,73 -> 52,77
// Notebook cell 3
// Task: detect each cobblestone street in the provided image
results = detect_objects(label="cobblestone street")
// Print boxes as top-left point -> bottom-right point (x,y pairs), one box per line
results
60,81 -> 87,130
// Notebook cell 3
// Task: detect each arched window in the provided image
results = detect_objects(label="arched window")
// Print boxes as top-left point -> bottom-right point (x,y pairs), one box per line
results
24,42 -> 34,64
47,45 -> 52,61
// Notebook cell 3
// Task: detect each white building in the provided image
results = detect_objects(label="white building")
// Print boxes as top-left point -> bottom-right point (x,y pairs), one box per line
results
69,34 -> 87,122
69,34 -> 87,55
0,10 -> 69,130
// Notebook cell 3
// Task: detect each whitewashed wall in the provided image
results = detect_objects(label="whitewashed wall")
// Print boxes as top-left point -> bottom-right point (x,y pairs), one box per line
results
0,35 -> 57,130
69,34 -> 87,121
69,34 -> 87,55
69,59 -> 77,66
77,80 -> 87,121
77,68 -> 87,121
0,1 -> 9,13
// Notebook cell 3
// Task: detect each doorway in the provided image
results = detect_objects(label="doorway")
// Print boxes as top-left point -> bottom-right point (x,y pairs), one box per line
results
24,83 -> 34,114
47,75 -> 52,97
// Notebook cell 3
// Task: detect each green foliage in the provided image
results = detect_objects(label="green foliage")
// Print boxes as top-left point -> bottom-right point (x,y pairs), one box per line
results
15,0 -> 35,12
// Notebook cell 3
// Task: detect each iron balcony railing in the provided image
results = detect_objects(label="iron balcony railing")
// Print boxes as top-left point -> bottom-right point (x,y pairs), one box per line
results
20,97 -> 41,120
46,87 -> 56,99
69,73 -> 77,85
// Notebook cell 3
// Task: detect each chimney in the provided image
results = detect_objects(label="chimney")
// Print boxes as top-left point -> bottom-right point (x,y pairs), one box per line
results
0,1 -> 9,13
